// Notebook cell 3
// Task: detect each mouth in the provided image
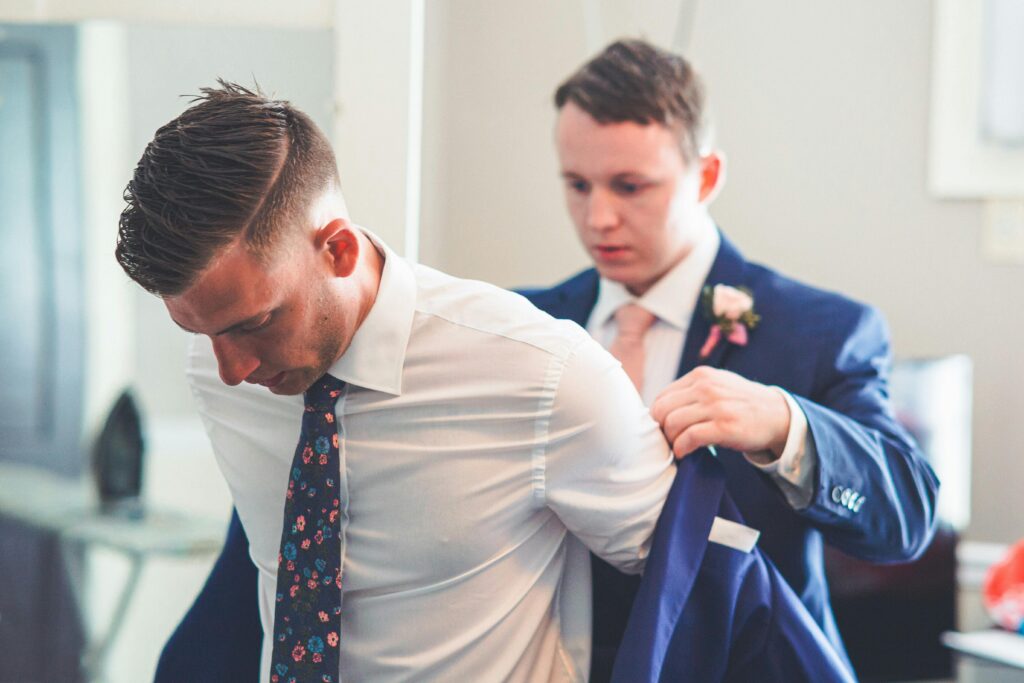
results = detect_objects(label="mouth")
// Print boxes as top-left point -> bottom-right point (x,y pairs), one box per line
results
593,244 -> 630,259
252,371 -> 286,389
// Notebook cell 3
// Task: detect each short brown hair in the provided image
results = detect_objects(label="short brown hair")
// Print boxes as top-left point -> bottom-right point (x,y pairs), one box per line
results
554,39 -> 709,161
116,80 -> 340,296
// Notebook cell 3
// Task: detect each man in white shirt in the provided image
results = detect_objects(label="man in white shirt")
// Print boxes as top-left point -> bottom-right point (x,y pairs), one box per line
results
115,81 -> 674,682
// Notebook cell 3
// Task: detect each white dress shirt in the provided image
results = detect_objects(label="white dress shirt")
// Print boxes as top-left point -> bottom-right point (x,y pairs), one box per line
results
586,228 -> 816,509
187,232 -> 675,682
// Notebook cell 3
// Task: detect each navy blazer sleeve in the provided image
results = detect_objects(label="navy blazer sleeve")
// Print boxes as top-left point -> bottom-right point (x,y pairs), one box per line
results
793,303 -> 939,563
155,509 -> 262,683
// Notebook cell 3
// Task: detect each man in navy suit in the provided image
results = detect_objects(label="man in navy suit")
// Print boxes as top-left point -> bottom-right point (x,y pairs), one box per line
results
537,38 -> 938,680
157,40 -> 938,682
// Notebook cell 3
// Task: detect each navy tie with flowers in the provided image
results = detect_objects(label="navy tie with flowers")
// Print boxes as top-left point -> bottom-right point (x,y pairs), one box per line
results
270,375 -> 346,683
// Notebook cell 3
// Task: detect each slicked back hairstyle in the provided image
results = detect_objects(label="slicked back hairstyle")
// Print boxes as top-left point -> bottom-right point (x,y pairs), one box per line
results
554,39 -> 710,162
116,80 -> 340,296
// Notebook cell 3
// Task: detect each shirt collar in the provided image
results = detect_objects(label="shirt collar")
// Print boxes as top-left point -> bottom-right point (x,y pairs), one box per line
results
591,227 -> 721,331
327,229 -> 415,396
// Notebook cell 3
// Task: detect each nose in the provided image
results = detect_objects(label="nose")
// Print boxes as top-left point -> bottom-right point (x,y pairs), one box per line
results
585,187 -> 620,234
210,335 -> 260,386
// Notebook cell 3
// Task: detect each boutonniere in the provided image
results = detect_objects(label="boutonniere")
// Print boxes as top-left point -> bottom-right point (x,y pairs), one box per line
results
699,284 -> 760,359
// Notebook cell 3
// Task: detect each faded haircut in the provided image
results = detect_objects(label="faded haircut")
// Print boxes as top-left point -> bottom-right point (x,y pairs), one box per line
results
116,80 -> 340,296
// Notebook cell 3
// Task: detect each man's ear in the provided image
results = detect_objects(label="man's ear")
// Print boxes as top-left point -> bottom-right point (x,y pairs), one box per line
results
314,218 -> 359,277
697,151 -> 726,204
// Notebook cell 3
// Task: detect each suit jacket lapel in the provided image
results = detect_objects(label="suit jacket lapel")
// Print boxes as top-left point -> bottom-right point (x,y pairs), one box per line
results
611,451 -> 725,681
676,233 -> 750,378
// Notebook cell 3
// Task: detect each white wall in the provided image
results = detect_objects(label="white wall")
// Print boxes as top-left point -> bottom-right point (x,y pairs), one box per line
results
421,0 -> 1021,544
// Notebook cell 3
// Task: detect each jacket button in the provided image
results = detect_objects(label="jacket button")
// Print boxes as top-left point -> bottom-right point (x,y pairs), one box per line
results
853,497 -> 866,512
831,486 -> 844,503
840,488 -> 852,506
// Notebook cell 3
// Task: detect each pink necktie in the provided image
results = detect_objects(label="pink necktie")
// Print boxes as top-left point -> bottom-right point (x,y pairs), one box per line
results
609,303 -> 657,393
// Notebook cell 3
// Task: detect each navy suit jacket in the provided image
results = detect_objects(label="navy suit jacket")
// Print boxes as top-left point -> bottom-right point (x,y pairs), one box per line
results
524,233 -> 939,679
612,452 -> 854,683
156,233 -> 937,681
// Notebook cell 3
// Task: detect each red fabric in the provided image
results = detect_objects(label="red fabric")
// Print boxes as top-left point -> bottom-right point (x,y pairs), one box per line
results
983,540 -> 1024,633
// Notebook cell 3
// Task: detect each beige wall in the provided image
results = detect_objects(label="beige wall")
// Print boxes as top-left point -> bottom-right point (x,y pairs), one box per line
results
420,0 -> 591,282
421,0 -> 1022,544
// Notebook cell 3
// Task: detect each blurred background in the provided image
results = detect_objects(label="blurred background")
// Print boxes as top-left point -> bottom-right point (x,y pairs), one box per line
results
1,1 -> 1021,681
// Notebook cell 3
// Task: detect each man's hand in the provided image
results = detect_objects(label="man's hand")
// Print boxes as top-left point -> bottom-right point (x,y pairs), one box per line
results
650,367 -> 791,459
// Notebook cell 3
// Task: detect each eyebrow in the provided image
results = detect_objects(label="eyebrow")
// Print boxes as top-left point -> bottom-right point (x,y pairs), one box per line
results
171,312 -> 269,337
561,170 -> 651,180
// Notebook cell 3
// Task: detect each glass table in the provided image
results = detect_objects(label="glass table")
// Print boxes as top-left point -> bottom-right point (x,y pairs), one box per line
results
0,462 -> 225,682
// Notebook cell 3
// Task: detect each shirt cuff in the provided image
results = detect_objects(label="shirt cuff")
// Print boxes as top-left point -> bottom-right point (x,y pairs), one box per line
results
743,387 -> 817,510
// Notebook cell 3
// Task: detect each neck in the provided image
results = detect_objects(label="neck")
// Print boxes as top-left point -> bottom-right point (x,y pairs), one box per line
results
625,213 -> 717,297
675,212 -> 717,263
352,228 -> 385,329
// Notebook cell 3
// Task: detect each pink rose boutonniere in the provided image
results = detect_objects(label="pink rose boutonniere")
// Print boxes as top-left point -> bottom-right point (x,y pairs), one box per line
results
699,284 -> 761,359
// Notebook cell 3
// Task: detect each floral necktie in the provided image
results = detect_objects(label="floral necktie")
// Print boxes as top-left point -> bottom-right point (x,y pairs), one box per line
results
270,374 -> 346,683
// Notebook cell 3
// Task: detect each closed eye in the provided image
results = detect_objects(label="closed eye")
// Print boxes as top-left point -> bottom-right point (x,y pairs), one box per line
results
611,178 -> 649,195
238,312 -> 274,334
